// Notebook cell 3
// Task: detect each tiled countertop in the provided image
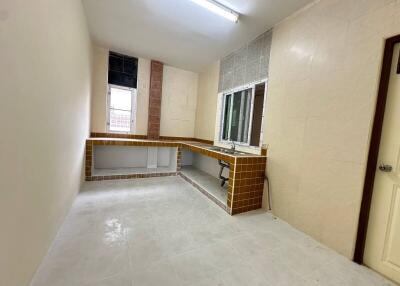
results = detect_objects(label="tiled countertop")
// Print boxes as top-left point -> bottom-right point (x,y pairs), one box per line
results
86,137 -> 266,164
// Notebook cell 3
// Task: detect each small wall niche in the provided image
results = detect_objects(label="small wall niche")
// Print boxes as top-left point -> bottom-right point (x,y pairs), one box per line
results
93,145 -> 177,176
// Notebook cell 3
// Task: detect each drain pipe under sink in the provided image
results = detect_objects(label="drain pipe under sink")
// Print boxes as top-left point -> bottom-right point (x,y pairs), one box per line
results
218,160 -> 230,187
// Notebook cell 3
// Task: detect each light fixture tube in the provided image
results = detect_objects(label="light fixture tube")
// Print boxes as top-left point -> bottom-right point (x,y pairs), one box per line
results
190,0 -> 239,23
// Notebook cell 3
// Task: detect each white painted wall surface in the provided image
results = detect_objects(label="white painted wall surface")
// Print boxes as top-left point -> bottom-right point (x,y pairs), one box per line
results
181,150 -> 194,166
157,147 -> 171,167
192,153 -> 229,179
161,66 -> 199,137
93,146 -> 176,169
194,61 -> 220,141
94,146 -> 148,168
136,58 -> 151,135
0,0 -> 92,285
91,46 -> 108,132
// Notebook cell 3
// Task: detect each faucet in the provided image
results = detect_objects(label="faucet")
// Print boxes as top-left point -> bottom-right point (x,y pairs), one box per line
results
230,141 -> 236,151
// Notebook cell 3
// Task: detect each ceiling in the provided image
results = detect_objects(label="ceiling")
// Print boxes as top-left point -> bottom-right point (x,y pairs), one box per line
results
82,0 -> 313,72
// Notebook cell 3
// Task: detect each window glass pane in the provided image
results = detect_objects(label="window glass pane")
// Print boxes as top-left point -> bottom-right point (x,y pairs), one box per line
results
109,109 -> 131,132
230,89 -> 251,143
222,94 -> 232,140
238,89 -> 252,143
230,93 -> 242,142
110,87 -> 131,111
250,83 -> 266,146
221,88 -> 252,143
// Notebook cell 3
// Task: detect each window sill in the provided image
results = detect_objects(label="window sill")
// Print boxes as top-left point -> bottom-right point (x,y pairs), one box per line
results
215,141 -> 261,155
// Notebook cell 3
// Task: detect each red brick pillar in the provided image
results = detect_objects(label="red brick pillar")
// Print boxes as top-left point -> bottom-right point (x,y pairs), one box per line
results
147,60 -> 163,140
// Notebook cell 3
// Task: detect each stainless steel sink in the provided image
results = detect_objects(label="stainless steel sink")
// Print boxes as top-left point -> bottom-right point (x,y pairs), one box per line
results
207,146 -> 247,155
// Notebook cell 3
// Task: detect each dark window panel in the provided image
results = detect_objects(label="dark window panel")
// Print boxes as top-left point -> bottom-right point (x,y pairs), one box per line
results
108,51 -> 138,88
124,57 -> 136,74
108,71 -> 137,89
109,54 -> 123,72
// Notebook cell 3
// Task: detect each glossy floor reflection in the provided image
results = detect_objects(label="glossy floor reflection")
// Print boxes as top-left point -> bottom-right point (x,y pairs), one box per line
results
30,177 -> 394,286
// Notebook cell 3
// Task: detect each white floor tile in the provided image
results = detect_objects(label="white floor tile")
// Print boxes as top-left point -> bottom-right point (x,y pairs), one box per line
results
30,177 -> 395,286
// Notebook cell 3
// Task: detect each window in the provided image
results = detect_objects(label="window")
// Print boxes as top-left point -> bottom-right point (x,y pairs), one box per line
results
221,82 -> 266,146
107,51 -> 138,133
108,51 -> 138,89
222,88 -> 252,143
107,85 -> 136,133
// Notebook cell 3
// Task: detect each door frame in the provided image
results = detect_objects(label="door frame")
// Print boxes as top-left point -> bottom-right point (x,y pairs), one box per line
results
354,34 -> 400,264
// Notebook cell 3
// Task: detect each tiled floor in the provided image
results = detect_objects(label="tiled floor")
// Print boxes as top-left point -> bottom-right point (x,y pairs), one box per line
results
30,177 -> 395,286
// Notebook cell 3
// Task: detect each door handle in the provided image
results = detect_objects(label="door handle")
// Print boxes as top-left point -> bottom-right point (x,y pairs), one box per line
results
379,164 -> 393,172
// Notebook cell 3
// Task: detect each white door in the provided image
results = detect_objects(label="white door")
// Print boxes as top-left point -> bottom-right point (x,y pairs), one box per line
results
364,43 -> 400,284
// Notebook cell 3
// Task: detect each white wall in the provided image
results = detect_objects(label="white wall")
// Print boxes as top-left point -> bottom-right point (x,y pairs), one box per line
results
181,149 -> 194,166
192,153 -> 229,179
194,61 -> 220,141
0,0 -> 92,285
91,46 -> 108,132
160,66 -> 199,137
264,0 -> 400,258
93,146 -> 175,169
94,146 -> 148,168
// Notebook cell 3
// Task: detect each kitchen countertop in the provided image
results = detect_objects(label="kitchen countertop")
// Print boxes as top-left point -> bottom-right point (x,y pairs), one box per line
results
86,137 -> 267,159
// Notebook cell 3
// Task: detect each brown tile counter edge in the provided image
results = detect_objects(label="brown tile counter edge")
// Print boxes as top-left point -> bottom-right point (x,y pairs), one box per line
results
91,132 -> 148,140
231,156 -> 266,215
86,172 -> 178,182
90,132 -> 214,145
261,147 -> 267,156
86,138 -> 266,160
90,138 -> 178,148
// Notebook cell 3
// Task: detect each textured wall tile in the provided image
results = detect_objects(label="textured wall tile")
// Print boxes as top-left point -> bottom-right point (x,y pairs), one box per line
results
248,37 -> 262,63
259,55 -> 269,79
219,30 -> 273,92
234,46 -> 248,68
222,70 -> 234,91
245,60 -> 260,84
233,66 -> 246,87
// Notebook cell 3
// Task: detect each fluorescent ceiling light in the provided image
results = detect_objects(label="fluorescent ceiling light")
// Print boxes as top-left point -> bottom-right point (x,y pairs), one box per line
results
190,0 -> 239,23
